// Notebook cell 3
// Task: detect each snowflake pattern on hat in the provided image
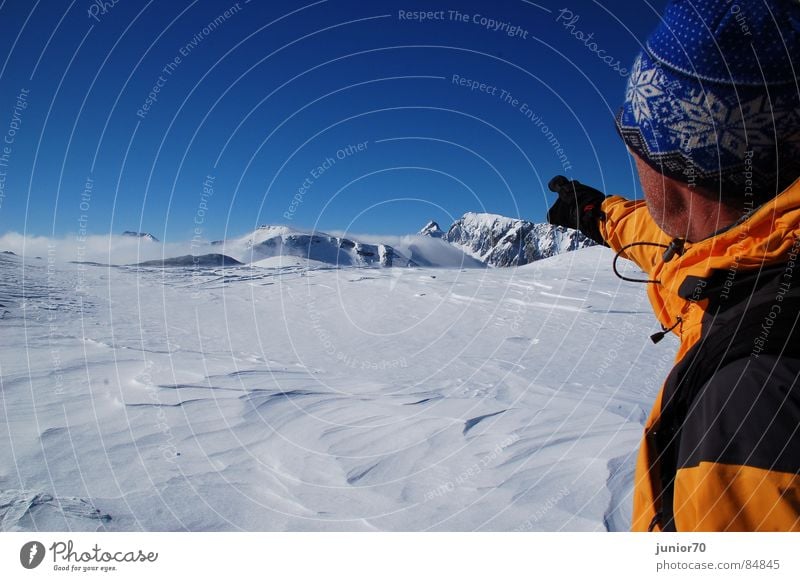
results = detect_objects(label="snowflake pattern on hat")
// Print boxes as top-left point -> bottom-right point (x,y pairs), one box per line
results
669,92 -> 751,157
617,50 -> 800,194
625,55 -> 666,124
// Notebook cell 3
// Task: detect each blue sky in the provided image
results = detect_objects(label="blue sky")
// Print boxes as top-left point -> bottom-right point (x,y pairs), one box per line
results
0,0 -> 668,242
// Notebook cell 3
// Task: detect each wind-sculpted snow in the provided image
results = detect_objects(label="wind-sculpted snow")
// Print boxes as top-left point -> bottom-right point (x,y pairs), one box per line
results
0,247 -> 675,531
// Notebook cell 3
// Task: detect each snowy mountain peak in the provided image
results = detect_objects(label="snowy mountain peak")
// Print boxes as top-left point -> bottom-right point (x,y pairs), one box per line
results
458,212 -> 521,229
216,226 -> 416,268
122,231 -> 159,242
419,220 -> 444,238
245,225 -> 295,247
445,212 -> 596,267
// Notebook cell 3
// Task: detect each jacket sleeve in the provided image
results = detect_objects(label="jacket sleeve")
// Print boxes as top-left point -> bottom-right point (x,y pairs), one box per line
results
599,196 -> 672,276
672,355 -> 800,531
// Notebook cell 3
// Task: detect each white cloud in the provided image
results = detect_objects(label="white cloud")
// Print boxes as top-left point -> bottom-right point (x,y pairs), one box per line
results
0,231 -> 206,265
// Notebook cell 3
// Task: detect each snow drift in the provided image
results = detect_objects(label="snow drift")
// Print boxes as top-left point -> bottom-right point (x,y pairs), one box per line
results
0,247 -> 675,531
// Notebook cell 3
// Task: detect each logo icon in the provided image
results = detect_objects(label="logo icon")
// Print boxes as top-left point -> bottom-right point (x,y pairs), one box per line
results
20,541 -> 45,569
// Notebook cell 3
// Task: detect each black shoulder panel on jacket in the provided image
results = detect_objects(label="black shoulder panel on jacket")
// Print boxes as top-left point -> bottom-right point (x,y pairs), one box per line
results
679,355 -> 800,474
653,264 -> 800,530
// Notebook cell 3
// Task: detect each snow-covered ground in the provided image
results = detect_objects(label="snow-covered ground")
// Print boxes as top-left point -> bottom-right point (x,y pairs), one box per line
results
0,247 -> 676,531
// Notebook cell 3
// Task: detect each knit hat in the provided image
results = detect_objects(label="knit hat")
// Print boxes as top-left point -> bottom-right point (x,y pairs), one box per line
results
616,0 -> 800,201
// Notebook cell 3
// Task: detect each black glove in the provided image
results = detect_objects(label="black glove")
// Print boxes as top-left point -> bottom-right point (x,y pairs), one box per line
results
546,175 -> 607,245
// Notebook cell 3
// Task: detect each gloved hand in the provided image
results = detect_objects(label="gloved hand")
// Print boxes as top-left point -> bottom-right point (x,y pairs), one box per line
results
546,175 -> 607,245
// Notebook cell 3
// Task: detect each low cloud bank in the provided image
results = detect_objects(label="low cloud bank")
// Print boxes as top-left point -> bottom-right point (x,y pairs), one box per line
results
0,232 -> 203,265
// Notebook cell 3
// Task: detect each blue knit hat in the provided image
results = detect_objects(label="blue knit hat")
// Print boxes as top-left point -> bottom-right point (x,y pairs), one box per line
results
616,0 -> 800,200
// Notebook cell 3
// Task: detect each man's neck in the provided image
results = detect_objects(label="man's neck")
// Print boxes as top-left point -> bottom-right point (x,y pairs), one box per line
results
683,191 -> 745,243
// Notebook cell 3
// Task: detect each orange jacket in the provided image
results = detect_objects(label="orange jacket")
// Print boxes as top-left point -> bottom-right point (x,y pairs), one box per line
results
599,178 -> 800,531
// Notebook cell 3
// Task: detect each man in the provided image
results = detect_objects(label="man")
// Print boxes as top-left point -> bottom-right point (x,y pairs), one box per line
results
547,0 -> 800,531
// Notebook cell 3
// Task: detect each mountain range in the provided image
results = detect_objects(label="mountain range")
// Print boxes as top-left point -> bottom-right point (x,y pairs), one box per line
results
116,213 -> 596,269
421,213 -> 596,267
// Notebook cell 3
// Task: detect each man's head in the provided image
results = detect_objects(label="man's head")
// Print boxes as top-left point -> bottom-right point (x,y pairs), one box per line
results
634,153 -> 745,242
617,0 -> 800,236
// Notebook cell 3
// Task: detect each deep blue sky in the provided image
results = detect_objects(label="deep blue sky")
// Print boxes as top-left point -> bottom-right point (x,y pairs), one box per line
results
0,0 -> 668,242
